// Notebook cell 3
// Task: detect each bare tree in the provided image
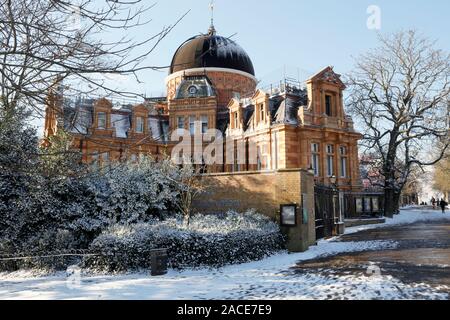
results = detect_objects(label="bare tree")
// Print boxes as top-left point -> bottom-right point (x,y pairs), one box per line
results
177,167 -> 204,226
163,158 -> 205,226
0,0 -> 187,120
347,30 -> 450,217
433,149 -> 450,200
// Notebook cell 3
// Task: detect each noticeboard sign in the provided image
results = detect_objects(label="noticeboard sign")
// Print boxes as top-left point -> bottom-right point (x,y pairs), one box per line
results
280,204 -> 297,227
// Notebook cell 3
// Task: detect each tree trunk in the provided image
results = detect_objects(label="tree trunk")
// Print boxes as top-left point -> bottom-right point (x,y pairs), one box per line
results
384,187 -> 396,218
383,161 -> 398,218
393,191 -> 401,215
183,207 -> 191,226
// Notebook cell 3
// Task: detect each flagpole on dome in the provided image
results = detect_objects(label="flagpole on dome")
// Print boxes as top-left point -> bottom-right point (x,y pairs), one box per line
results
208,0 -> 216,36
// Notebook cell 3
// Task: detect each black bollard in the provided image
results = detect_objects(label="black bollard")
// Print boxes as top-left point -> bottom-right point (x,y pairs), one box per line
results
150,248 -> 168,276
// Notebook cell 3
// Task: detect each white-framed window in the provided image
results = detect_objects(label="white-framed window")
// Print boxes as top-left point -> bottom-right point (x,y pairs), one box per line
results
311,143 -> 320,176
340,157 -> 347,178
189,116 -> 196,135
326,144 -> 334,177
261,144 -> 268,170
97,112 -> 107,129
177,116 -> 185,130
201,115 -> 208,134
261,143 -> 268,155
188,85 -> 197,96
260,104 -> 265,122
257,146 -> 262,171
312,154 -> 320,176
311,143 -> 319,153
340,146 -> 348,178
234,112 -> 239,129
327,155 -> 334,177
135,116 -> 144,133
102,152 -> 109,163
92,151 -> 100,164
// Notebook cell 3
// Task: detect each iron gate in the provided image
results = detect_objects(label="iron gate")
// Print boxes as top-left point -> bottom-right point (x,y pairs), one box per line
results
314,185 -> 339,240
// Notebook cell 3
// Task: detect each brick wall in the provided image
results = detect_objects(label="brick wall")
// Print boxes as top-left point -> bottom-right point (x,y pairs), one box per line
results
193,169 -> 316,251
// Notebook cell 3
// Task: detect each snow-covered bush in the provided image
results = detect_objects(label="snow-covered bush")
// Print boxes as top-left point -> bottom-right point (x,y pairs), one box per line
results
0,155 -> 182,258
0,109 -> 42,255
94,158 -> 179,224
1,106 -> 283,273
85,210 -> 285,272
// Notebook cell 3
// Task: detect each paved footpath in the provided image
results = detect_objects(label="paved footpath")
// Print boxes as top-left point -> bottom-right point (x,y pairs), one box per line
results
294,219 -> 450,290
228,213 -> 450,300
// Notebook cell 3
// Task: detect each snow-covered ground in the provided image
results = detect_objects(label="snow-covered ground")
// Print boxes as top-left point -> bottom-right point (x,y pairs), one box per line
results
0,208 -> 449,300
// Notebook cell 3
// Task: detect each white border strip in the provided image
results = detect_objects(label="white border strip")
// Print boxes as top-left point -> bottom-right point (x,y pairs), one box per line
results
165,67 -> 257,84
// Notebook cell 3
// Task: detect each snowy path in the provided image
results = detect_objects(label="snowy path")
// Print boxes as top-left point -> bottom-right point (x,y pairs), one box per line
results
0,208 -> 449,300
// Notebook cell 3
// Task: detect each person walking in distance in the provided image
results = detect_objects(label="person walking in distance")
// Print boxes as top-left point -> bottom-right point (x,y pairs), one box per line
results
439,198 -> 448,214
431,197 -> 436,210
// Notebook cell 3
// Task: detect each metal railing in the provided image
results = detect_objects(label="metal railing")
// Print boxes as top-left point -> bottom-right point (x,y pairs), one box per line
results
258,78 -> 306,97
0,249 -> 98,271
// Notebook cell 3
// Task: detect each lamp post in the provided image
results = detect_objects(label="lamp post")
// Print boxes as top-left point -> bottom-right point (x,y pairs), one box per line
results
330,175 -> 337,186
329,175 -> 344,235
329,175 -> 337,224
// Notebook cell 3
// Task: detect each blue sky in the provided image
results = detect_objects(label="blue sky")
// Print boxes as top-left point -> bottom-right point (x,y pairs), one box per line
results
112,0 -> 450,97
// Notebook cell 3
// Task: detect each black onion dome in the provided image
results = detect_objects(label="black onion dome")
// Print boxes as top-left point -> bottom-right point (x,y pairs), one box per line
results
169,32 -> 255,76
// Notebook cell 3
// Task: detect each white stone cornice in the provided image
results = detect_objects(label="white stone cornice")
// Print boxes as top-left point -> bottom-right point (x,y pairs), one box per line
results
165,67 -> 257,84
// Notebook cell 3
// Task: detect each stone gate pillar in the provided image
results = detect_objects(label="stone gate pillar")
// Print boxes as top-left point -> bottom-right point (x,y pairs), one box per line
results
278,170 -> 316,252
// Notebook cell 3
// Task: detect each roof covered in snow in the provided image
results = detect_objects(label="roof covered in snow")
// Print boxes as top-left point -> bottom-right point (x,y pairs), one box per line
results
234,88 -> 307,132
61,98 -> 169,141
111,114 -> 130,138
272,96 -> 305,126
149,117 -> 169,143
63,98 -> 94,135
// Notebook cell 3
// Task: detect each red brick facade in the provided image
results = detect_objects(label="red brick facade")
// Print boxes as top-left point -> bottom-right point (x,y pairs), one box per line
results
44,36 -> 362,191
